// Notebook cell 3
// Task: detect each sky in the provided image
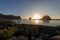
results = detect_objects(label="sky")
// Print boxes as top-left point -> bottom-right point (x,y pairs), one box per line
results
0,0 -> 60,19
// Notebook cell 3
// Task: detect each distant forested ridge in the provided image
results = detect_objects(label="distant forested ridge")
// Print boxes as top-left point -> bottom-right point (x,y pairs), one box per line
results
0,14 -> 21,20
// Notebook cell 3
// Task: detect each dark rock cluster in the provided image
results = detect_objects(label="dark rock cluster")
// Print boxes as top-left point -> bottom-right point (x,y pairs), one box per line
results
41,15 -> 51,20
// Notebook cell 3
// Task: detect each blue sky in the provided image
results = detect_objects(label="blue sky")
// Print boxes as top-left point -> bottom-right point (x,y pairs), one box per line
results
0,0 -> 60,19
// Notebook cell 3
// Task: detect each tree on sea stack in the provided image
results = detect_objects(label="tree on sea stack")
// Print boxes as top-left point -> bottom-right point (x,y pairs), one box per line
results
41,15 -> 51,20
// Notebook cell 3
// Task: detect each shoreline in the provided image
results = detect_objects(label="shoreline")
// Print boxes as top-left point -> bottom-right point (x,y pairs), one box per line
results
0,22 -> 60,40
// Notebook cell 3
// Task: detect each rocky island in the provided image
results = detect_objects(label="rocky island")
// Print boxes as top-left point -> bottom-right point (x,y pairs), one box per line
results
41,15 -> 51,20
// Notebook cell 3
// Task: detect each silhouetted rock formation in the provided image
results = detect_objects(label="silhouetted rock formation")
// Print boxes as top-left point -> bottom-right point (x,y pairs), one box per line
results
41,15 -> 51,20
29,17 -> 32,20
0,14 -> 21,20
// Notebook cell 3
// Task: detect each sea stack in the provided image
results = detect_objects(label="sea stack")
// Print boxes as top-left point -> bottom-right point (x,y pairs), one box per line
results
29,17 -> 32,20
41,15 -> 51,20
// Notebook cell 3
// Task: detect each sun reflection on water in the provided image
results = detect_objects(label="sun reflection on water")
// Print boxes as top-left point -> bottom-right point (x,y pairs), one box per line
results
34,20 -> 39,24
34,20 -> 50,25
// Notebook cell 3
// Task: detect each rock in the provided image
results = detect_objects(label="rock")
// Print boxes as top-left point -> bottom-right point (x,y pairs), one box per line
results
41,15 -> 51,20
17,36 -> 28,40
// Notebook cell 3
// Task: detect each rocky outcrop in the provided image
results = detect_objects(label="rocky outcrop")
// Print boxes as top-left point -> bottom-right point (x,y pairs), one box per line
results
29,17 -> 32,20
41,15 -> 51,20
0,14 -> 21,20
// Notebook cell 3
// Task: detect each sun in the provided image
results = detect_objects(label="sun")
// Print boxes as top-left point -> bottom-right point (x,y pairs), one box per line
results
33,14 -> 40,19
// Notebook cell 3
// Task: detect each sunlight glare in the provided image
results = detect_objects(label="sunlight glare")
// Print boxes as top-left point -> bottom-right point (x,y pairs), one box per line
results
33,14 -> 40,19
